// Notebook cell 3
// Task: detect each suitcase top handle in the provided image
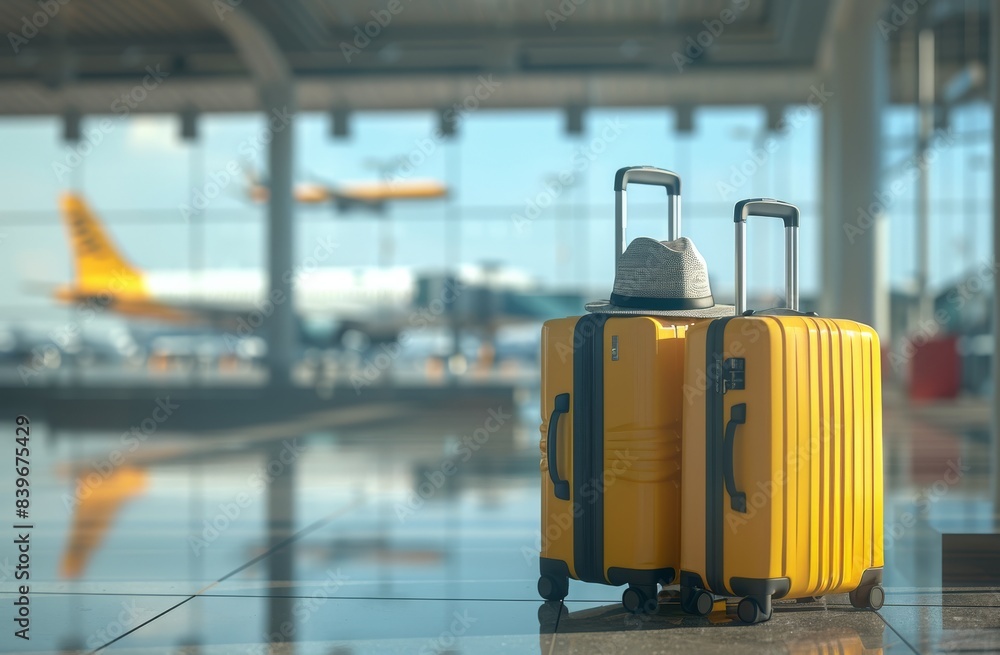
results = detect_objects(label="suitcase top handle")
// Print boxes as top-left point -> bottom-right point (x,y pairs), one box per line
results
733,198 -> 800,315
614,166 -> 682,267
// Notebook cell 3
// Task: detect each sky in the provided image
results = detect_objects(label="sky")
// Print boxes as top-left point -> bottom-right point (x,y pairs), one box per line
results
0,101 -> 992,321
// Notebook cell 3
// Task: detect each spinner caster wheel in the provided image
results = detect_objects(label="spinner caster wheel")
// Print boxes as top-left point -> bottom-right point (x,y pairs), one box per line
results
537,600 -> 568,625
681,588 -> 714,616
849,584 -> 885,610
537,574 -> 568,602
622,584 -> 658,614
736,597 -> 772,624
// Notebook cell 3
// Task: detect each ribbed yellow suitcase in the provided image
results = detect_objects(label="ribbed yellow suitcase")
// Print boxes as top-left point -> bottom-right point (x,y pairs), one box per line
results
538,167 -> 694,612
679,199 -> 885,623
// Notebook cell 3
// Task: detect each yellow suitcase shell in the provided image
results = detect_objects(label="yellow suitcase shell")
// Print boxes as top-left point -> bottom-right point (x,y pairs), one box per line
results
539,314 -> 701,606
679,314 -> 884,618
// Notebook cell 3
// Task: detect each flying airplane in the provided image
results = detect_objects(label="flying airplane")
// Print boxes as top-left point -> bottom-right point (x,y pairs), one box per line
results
245,171 -> 449,214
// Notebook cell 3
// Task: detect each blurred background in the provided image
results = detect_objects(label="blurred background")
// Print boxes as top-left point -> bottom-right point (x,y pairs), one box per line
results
0,0 -> 998,653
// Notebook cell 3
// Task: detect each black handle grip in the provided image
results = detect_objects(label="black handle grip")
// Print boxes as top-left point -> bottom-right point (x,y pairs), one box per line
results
614,166 -> 681,195
547,393 -> 571,501
734,198 -> 799,228
724,403 -> 747,513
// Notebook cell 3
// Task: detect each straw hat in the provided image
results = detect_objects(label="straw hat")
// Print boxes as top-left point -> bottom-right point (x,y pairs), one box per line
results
585,236 -> 734,318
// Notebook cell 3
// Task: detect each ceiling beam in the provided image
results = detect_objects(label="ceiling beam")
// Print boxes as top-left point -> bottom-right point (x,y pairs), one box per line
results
0,68 -> 826,116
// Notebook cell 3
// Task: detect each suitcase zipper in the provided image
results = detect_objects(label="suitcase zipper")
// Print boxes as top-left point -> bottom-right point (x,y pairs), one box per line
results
572,313 -> 608,583
705,316 -> 735,595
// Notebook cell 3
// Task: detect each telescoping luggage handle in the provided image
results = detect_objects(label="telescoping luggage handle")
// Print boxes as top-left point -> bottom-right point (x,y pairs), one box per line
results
614,166 -> 682,267
733,198 -> 800,315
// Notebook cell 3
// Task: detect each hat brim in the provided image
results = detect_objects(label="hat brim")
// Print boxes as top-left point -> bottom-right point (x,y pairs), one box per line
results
584,300 -> 735,318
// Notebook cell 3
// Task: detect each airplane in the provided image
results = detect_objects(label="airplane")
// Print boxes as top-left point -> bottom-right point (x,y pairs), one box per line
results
53,194 -> 580,351
56,193 -> 418,339
52,403 -> 442,580
245,171 -> 449,214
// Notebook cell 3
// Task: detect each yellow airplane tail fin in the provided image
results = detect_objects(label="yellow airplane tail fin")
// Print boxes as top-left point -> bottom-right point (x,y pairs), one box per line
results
59,193 -> 146,295
60,466 -> 148,579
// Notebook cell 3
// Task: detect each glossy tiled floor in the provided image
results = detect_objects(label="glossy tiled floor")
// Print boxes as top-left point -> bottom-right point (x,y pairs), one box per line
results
1,388 -> 998,654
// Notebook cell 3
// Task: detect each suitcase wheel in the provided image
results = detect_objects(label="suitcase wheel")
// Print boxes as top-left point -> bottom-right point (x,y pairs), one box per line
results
537,574 -> 568,602
622,584 -> 658,614
736,597 -> 772,624
680,587 -> 714,616
849,584 -> 885,610
537,600 -> 568,625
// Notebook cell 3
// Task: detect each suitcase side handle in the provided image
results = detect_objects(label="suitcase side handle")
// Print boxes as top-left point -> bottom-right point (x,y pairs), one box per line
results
614,166 -> 682,268
733,198 -> 800,315
547,393 -> 571,501
724,403 -> 748,513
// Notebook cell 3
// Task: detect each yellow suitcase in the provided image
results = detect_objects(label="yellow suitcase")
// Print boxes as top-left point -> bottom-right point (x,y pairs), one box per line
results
540,313 -> 691,611
539,166 -> 715,613
679,199 -> 885,623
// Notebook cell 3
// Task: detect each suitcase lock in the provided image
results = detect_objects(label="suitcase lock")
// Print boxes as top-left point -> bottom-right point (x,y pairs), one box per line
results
722,357 -> 745,392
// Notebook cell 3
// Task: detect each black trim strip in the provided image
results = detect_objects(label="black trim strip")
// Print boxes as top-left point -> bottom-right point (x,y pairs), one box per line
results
607,566 -> 675,587
705,316 -> 735,595
572,313 -> 608,583
729,576 -> 791,600
679,570 -> 706,590
539,557 -> 571,581
857,567 -> 883,589
609,293 -> 715,310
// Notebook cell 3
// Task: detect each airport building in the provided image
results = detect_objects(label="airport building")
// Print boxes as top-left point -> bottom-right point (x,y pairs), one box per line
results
0,0 -> 997,652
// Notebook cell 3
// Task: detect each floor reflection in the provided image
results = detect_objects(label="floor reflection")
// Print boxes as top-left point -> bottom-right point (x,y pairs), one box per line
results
1,389 -> 999,653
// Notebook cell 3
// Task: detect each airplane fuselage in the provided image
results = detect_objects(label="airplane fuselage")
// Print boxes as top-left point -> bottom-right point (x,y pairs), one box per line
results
142,267 -> 416,318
